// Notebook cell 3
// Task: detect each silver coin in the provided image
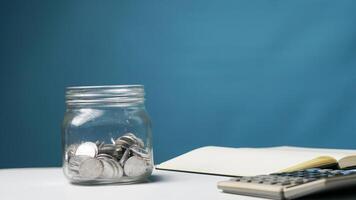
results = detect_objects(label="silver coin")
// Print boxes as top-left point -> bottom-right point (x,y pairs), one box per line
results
122,133 -> 137,140
115,138 -> 134,149
124,156 -> 151,177
64,162 -> 79,177
68,155 -> 91,171
75,142 -> 98,158
119,148 -> 131,166
103,158 -> 122,179
98,157 -> 116,179
95,141 -> 105,149
129,144 -> 150,159
102,143 -> 116,150
115,149 -> 125,160
97,153 -> 115,160
126,132 -> 144,148
110,159 -> 123,178
115,133 -> 142,149
134,137 -> 145,148
98,144 -> 116,154
99,144 -> 120,159
78,157 -> 104,179
65,144 -> 79,162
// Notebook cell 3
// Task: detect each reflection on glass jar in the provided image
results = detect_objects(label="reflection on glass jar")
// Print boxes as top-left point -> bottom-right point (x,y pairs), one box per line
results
62,85 -> 153,184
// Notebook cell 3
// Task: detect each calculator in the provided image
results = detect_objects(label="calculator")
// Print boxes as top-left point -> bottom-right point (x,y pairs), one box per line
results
217,168 -> 356,199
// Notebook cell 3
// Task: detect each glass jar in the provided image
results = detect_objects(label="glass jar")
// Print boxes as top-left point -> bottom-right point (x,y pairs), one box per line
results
62,85 -> 153,184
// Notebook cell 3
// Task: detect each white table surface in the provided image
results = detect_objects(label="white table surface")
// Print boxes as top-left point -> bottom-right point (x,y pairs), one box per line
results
0,168 -> 355,200
0,168 -> 257,200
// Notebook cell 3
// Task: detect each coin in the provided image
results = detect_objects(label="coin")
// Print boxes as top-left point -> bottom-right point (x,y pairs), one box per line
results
124,156 -> 151,177
68,155 -> 91,171
63,162 -> 78,176
75,142 -> 98,158
65,144 -> 79,162
98,144 -> 116,154
97,153 -> 115,160
128,133 -> 145,148
110,158 -> 123,178
65,132 -> 150,182
129,144 -> 150,159
115,133 -> 143,149
95,141 -> 105,149
78,157 -> 104,179
98,157 -> 116,179
115,138 -> 134,149
119,148 -> 131,166
134,137 -> 145,148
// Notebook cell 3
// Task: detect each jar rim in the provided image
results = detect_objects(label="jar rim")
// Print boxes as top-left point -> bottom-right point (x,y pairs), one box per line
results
66,84 -> 143,90
66,84 -> 145,107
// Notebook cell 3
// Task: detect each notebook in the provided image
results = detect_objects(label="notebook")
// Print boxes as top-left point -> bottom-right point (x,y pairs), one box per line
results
156,146 -> 356,176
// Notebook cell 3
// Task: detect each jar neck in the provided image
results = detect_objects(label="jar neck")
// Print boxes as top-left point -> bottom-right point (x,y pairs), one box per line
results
65,85 -> 145,108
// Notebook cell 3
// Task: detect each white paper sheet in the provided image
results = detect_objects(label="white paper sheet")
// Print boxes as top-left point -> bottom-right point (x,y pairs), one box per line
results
156,146 -> 356,176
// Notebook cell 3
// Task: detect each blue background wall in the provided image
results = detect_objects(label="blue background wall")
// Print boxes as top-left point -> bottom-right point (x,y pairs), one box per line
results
1,0 -> 356,168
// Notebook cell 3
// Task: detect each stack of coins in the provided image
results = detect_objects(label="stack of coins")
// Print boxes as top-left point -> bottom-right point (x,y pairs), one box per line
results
65,133 -> 152,181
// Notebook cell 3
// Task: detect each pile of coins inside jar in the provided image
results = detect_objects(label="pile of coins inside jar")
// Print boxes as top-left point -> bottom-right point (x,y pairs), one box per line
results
64,133 -> 153,182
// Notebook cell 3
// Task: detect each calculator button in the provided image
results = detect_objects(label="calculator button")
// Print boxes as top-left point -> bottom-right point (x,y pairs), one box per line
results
280,181 -> 291,186
240,177 -> 252,182
318,169 -> 332,173
292,178 -> 304,184
330,170 -> 343,175
306,168 -> 320,173
304,178 -> 317,183
340,170 -> 356,175
263,180 -> 277,185
307,174 -> 320,178
251,179 -> 264,183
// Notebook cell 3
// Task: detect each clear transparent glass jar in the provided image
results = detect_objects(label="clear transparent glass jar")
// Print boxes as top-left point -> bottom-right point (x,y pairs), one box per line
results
62,85 -> 153,184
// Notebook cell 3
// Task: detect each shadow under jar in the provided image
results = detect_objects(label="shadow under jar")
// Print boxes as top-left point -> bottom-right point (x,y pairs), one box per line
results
62,85 -> 153,184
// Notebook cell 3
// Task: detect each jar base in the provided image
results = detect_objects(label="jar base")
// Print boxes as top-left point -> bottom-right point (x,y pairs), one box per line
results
69,176 -> 150,185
